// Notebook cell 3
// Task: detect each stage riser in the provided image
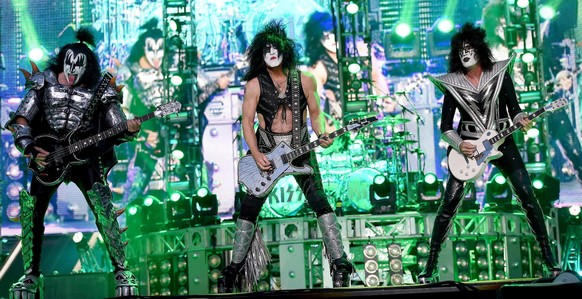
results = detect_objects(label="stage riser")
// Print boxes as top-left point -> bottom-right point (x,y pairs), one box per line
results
126,212 -> 560,295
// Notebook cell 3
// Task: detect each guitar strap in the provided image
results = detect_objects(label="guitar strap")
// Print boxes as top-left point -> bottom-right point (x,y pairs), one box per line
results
80,72 -> 114,125
290,69 -> 301,149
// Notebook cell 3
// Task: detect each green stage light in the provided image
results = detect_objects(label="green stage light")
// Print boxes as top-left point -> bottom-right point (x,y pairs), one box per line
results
517,0 -> 529,8
346,2 -> 359,14
395,22 -> 412,38
532,178 -> 544,190
128,206 -> 139,216
72,232 -> 84,243
170,191 -> 185,202
437,18 -> 454,33
143,195 -> 157,207
171,74 -> 183,86
197,187 -> 209,198
526,127 -> 539,139
373,174 -> 386,185
348,63 -> 361,74
539,5 -> 556,20
171,149 -> 185,160
522,52 -> 535,63
424,173 -> 437,185
28,47 -> 44,62
569,205 -> 581,216
493,173 -> 507,185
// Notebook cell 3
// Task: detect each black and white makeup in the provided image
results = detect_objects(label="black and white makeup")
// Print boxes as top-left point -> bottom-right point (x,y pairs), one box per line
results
63,49 -> 87,85
459,42 -> 479,68
144,37 -> 164,69
263,43 -> 283,68
321,31 -> 337,53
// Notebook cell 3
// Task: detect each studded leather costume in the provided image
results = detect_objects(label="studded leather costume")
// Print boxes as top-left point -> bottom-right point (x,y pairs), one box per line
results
418,56 -> 561,284
218,70 -> 353,293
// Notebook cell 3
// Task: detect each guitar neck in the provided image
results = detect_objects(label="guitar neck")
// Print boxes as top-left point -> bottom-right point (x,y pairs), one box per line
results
283,125 -> 350,161
488,108 -> 546,144
67,112 -> 156,152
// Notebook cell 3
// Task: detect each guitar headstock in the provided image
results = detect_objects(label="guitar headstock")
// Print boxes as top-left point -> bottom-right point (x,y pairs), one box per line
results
544,98 -> 568,113
154,101 -> 182,117
346,114 -> 382,131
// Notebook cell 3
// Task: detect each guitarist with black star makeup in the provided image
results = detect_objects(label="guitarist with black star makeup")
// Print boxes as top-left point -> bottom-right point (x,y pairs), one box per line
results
417,23 -> 562,284
4,27 -> 141,297
217,20 -> 359,293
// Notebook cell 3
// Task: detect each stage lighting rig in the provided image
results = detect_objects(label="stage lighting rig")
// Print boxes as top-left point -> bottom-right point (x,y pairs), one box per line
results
369,174 -> 397,214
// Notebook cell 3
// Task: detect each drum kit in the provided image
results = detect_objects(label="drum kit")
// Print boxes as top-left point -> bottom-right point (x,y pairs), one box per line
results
317,95 -> 426,214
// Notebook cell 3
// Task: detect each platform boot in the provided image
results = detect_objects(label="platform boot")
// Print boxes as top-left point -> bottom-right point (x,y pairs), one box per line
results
9,191 -> 45,299
317,212 -> 354,287
218,218 -> 270,293
88,183 -> 138,296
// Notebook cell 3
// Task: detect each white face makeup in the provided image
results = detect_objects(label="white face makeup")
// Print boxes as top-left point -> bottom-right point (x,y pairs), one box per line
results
459,42 -> 479,68
63,49 -> 87,86
263,44 -> 283,68
144,37 -> 164,69
321,32 -> 337,53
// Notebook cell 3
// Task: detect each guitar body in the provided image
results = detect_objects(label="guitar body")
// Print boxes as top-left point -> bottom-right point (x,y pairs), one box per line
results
448,130 -> 503,182
29,130 -> 93,186
238,141 -> 313,198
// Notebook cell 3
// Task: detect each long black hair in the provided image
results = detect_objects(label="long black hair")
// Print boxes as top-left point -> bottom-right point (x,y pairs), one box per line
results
126,18 -> 164,64
48,27 -> 101,87
449,22 -> 494,74
243,19 -> 300,82
303,11 -> 334,67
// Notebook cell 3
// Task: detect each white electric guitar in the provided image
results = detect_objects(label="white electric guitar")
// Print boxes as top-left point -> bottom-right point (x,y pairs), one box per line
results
448,98 -> 568,182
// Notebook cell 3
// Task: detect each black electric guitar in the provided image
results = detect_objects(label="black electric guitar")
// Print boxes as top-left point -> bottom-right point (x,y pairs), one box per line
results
29,101 -> 181,186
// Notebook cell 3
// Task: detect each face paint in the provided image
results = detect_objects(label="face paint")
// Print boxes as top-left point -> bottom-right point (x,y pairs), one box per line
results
144,37 -> 164,69
459,42 -> 479,68
321,32 -> 337,53
63,49 -> 87,86
263,44 -> 283,68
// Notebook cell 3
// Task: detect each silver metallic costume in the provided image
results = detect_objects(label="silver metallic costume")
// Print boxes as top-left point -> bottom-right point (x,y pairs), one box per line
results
5,66 -> 139,297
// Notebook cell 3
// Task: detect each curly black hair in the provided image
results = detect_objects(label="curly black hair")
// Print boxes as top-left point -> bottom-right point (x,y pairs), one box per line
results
303,11 -> 334,67
48,26 -> 102,87
243,19 -> 300,82
448,22 -> 494,74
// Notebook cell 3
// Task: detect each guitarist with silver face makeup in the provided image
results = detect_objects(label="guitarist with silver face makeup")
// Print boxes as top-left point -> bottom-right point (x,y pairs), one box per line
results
4,28 -> 140,297
417,23 -> 562,284
218,20 -> 353,293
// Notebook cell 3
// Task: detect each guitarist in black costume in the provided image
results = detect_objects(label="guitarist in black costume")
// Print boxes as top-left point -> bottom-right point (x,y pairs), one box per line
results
4,28 -> 140,297
417,23 -> 562,284
217,20 -> 353,293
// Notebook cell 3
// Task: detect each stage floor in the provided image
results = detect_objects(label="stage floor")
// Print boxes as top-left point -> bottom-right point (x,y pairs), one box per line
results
107,279 -> 582,299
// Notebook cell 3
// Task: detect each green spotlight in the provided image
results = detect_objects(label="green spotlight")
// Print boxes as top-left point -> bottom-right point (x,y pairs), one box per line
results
374,174 -> 386,185
171,74 -> 183,86
169,19 -> 179,31
521,52 -> 535,63
143,195 -> 156,207
72,232 -> 84,243
539,5 -> 556,20
526,127 -> 539,139
28,47 -> 44,62
395,22 -> 412,38
170,191 -> 184,202
348,63 -> 361,74
424,173 -> 437,185
128,206 -> 139,216
437,18 -> 454,33
197,187 -> 209,198
569,205 -> 581,216
532,178 -> 544,190
493,174 -> 507,185
171,149 -> 185,160
346,2 -> 359,14
516,0 -> 529,8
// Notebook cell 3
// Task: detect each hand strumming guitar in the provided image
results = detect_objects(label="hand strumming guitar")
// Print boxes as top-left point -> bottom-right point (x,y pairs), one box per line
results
252,152 -> 272,171
459,141 -> 477,157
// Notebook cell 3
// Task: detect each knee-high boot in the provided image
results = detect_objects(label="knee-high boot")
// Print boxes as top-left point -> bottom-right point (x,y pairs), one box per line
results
10,191 -> 45,299
218,218 -> 270,293
317,212 -> 353,287
509,169 -> 562,276
87,183 -> 138,296
417,177 -> 465,284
